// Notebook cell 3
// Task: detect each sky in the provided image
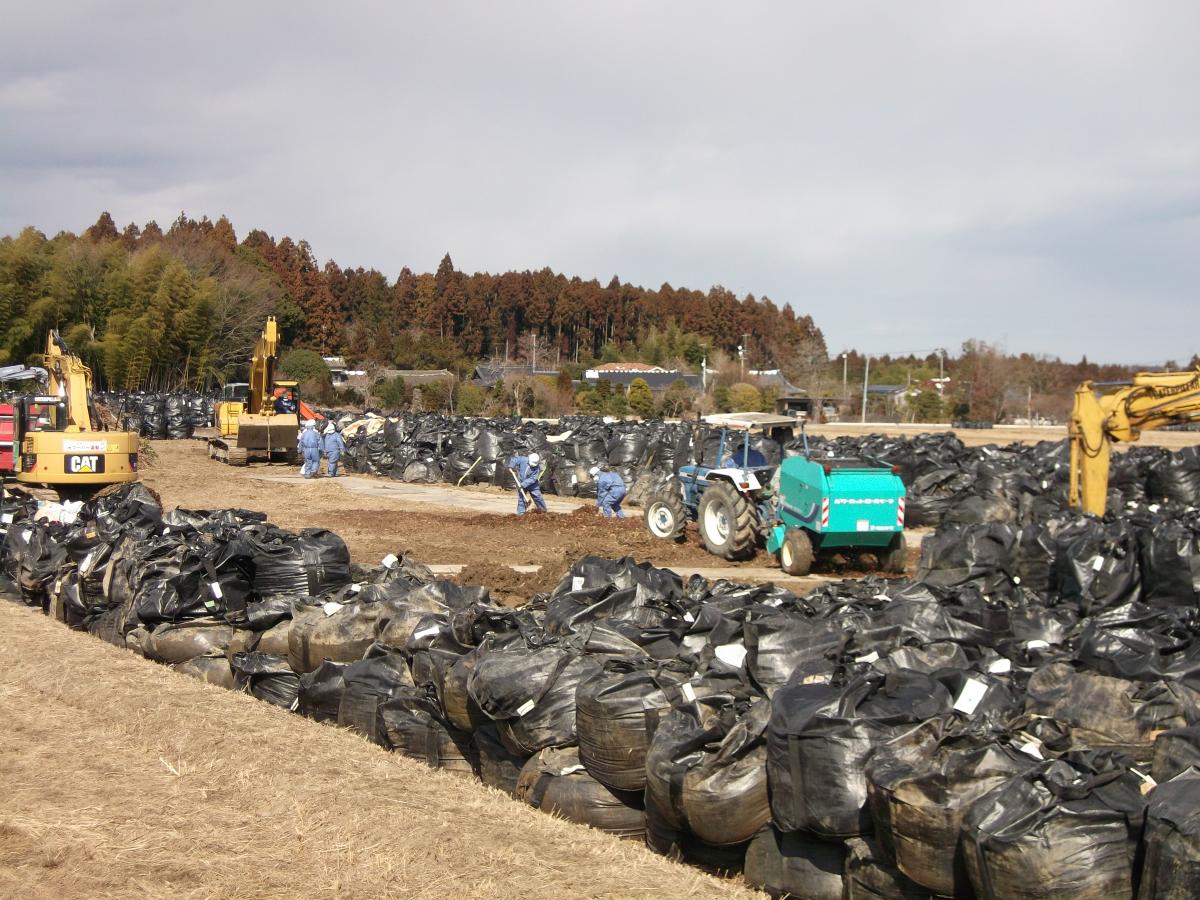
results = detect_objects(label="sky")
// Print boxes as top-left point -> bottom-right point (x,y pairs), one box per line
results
1,2 -> 1197,365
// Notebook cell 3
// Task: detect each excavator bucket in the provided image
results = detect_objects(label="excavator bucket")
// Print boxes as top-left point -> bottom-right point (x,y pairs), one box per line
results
236,413 -> 299,461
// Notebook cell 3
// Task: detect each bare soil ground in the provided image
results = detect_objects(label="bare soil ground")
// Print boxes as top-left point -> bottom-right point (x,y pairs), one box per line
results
140,440 -> 902,599
0,601 -> 756,900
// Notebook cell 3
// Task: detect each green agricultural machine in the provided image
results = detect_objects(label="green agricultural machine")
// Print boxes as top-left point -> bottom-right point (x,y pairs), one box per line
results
644,413 -> 907,575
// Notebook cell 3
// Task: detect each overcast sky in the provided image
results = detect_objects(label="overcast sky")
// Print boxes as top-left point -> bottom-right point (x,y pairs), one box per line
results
1,3 -> 1197,364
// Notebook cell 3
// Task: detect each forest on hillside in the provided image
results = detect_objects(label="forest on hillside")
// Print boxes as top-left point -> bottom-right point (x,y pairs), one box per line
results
0,212 -> 824,392
1,212 -> 1190,421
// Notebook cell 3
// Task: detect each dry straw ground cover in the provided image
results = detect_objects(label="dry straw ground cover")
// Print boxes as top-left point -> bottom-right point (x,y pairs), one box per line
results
0,601 -> 758,899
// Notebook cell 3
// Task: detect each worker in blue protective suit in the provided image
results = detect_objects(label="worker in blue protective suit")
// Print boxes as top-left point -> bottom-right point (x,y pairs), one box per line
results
508,451 -> 547,515
274,390 -> 297,414
298,420 -> 323,478
723,443 -> 768,468
322,422 -> 345,477
590,466 -> 628,518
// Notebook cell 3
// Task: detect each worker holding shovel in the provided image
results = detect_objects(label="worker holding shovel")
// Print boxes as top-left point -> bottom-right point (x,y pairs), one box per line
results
508,451 -> 547,515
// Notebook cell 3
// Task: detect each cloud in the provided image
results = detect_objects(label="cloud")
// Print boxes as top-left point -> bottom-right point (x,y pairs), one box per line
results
0,1 -> 1197,363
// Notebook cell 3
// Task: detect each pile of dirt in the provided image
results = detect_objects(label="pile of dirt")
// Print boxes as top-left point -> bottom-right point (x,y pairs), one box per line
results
453,564 -> 553,606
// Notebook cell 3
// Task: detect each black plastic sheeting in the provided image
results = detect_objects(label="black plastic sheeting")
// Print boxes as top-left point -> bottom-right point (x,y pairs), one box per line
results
4,476 -> 1200,897
97,391 -> 214,438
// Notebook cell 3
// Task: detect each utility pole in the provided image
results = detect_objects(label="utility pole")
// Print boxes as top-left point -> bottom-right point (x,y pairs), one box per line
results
841,353 -> 848,401
739,333 -> 750,381
861,356 -> 871,424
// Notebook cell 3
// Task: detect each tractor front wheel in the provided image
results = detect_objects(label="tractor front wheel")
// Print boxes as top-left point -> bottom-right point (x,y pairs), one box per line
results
697,481 -> 757,560
879,533 -> 908,574
645,482 -> 687,542
778,528 -> 814,576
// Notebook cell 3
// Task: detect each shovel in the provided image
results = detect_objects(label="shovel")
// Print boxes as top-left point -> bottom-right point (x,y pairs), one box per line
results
458,455 -> 483,486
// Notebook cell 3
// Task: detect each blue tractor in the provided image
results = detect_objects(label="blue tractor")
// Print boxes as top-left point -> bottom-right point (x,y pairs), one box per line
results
644,413 -> 907,575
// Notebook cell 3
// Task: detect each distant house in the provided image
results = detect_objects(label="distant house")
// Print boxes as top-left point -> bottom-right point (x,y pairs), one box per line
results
749,368 -> 803,394
866,384 -> 915,411
472,363 -> 562,387
584,369 -> 702,396
775,393 -> 815,417
591,362 -> 670,374
322,356 -> 349,385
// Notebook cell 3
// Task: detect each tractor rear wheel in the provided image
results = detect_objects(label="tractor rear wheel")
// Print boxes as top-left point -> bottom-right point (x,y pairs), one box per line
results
697,481 -> 757,560
645,481 -> 687,542
778,528 -> 814,576
879,533 -> 908,574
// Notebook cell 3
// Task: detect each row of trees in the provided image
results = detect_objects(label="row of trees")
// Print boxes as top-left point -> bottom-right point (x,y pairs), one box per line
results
0,212 -> 825,390
3,212 -> 1187,422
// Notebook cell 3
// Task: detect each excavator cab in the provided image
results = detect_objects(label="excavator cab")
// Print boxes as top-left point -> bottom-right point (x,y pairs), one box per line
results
10,333 -> 139,498
20,397 -> 68,433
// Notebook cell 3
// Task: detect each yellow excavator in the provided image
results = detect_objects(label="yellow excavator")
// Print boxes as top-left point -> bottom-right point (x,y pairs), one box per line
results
1068,366 -> 1200,516
2,331 -> 139,499
208,317 -> 319,466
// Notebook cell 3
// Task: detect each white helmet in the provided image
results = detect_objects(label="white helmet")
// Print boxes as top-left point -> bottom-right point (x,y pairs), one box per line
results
324,423 -> 335,435
528,452 -> 541,466
589,465 -> 600,477
304,419 -> 315,429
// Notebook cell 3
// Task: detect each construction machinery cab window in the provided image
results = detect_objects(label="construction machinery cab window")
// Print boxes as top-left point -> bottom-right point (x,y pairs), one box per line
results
223,383 -> 250,402
22,398 -> 68,432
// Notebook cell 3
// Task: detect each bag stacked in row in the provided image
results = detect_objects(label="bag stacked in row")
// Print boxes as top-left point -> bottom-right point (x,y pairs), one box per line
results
4,481 -> 1200,898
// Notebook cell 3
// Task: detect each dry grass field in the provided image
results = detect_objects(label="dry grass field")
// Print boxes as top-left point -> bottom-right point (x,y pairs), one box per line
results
0,601 -> 758,900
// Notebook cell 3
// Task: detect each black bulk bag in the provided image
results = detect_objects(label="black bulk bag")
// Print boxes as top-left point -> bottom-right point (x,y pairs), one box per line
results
1138,768 -> 1200,900
252,528 -> 351,598
843,835 -> 934,900
1138,516 -> 1200,608
866,733 -> 1042,897
1147,445 -> 1200,507
378,689 -> 478,776
230,651 -> 301,709
297,660 -> 347,722
1152,726 -> 1200,784
645,691 -> 771,854
1025,662 -> 1192,764
336,645 -> 415,744
493,652 -> 604,757
474,723 -> 528,796
515,746 -> 646,841
743,614 -> 846,697
915,522 -> 1019,599
961,751 -> 1147,900
767,671 -> 954,838
744,826 -> 845,900
575,657 -> 692,792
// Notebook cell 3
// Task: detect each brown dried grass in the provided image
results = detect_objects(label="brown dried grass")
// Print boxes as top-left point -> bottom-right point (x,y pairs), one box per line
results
0,602 -> 759,899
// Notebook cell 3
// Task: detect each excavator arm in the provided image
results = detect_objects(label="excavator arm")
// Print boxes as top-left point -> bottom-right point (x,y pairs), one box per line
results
43,331 -> 97,431
247,317 -> 279,416
1069,367 -> 1200,516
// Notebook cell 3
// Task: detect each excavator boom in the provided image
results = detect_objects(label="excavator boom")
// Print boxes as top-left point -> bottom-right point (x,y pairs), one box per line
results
209,316 -> 321,466
1069,367 -> 1200,516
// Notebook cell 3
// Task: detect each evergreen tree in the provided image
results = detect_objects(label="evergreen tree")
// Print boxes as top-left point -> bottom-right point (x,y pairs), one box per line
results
627,377 -> 655,418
